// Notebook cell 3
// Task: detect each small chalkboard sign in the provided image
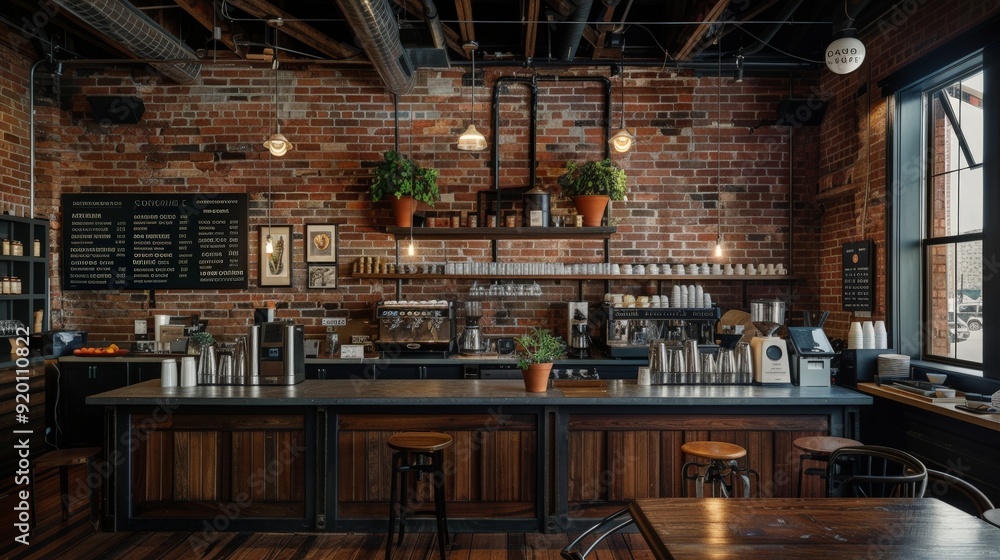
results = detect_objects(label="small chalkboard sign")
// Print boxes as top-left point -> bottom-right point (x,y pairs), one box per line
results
843,240 -> 875,312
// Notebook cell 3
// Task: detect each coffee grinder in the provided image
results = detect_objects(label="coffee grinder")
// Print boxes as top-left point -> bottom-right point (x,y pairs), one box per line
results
257,321 -> 304,385
749,299 -> 791,384
567,301 -> 591,358
459,300 -> 487,355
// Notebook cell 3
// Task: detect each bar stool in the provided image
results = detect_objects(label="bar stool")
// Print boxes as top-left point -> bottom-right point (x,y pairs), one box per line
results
794,436 -> 862,497
30,447 -> 102,531
386,432 -> 452,560
680,441 -> 760,498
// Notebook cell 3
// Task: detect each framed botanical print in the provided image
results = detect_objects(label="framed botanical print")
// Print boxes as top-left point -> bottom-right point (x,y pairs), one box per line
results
305,223 -> 338,263
259,225 -> 292,287
307,264 -> 338,289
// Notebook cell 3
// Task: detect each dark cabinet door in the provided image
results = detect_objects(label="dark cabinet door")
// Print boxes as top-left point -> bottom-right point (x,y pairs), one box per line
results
129,361 -> 163,384
60,361 -> 129,447
306,363 -> 369,380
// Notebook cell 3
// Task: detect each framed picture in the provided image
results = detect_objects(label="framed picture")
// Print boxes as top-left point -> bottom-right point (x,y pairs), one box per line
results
305,223 -> 338,263
307,264 -> 338,289
259,225 -> 292,287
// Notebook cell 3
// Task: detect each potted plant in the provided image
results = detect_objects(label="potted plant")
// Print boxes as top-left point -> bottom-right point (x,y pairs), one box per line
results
369,150 -> 440,227
186,331 -> 215,355
557,158 -> 627,226
515,327 -> 566,392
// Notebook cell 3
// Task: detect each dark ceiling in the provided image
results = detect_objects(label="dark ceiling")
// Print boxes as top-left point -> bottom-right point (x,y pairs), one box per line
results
4,0 -> 895,85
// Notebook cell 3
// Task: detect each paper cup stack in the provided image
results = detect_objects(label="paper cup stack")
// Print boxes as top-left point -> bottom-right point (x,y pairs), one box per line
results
877,354 -> 910,382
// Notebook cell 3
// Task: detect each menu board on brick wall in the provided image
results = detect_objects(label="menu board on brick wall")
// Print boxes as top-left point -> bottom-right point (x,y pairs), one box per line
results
842,240 -> 875,312
62,193 -> 249,290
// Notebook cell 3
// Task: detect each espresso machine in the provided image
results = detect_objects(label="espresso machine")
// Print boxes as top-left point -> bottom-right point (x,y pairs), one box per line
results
375,300 -> 455,357
567,301 -> 591,358
258,321 -> 304,385
459,300 -> 488,355
749,299 -> 791,384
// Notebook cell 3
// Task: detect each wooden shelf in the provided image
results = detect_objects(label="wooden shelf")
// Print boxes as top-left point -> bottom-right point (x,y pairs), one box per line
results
386,226 -> 616,240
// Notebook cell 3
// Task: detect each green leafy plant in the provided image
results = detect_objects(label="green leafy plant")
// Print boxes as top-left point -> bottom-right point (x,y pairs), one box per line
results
515,327 -> 566,370
369,150 -> 440,206
188,331 -> 215,347
557,158 -> 627,201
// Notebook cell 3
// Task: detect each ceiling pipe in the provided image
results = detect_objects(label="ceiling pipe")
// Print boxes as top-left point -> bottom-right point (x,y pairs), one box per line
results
553,0 -> 594,62
333,0 -> 416,94
421,0 -> 447,50
51,0 -> 201,84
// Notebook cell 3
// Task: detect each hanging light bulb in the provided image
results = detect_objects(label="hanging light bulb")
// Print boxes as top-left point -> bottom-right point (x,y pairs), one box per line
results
608,41 -> 635,153
407,240 -> 415,256
456,41 -> 487,151
263,23 -> 293,156
715,240 -> 723,257
265,233 -> 274,255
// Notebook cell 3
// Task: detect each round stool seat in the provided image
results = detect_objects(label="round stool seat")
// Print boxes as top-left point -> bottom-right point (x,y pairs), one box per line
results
793,436 -> 862,456
387,432 -> 453,453
681,441 -> 746,461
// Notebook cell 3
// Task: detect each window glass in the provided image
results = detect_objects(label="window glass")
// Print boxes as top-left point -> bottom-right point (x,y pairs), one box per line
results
923,69 -> 984,368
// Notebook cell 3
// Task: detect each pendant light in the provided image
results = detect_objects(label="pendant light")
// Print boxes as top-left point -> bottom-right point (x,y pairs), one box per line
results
825,1 -> 865,74
714,38 -> 724,258
265,139 -> 274,255
456,41 -> 487,151
609,40 -> 635,153
263,20 -> 293,156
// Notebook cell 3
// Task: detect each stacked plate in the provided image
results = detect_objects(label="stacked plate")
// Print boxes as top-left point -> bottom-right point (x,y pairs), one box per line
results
877,354 -> 911,381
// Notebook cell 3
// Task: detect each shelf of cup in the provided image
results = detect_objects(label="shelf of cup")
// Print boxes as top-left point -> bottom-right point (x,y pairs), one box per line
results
353,273 -> 801,281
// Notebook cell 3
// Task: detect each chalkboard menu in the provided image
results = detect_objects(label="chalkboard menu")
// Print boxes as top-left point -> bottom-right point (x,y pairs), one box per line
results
62,193 -> 249,290
842,240 -> 875,312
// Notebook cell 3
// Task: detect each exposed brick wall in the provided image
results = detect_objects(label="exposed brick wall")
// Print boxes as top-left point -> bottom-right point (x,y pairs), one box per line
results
0,42 -> 825,346
0,44 -> 33,214
816,1 -> 1000,340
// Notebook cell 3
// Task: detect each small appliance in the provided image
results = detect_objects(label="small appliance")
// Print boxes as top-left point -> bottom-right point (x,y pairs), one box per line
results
459,300 -> 488,355
375,300 -> 455,358
567,301 -> 591,358
257,321 -> 304,385
786,326 -> 834,386
749,299 -> 791,384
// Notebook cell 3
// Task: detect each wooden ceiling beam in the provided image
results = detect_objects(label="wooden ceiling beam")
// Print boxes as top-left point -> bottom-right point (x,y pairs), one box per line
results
454,0 -> 476,47
223,0 -> 360,60
173,0 -> 241,54
395,0 -> 464,57
522,0 -> 541,62
672,0 -> 731,62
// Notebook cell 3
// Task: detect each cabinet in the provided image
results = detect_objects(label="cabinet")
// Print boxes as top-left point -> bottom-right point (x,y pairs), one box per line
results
0,215 -> 48,333
305,361 -> 464,380
57,359 -> 160,447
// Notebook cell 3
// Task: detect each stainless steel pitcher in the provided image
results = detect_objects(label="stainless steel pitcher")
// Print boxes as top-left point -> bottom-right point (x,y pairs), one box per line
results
735,341 -> 753,384
217,350 -> 234,385
233,336 -> 249,385
197,344 -> 217,385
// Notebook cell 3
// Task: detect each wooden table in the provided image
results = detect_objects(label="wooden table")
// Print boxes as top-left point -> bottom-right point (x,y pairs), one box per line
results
628,498 -> 1000,559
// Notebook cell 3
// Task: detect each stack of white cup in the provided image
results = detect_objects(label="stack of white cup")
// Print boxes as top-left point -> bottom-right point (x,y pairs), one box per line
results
874,321 -> 887,349
847,322 -> 864,349
161,359 -> 177,388
862,321 -> 875,349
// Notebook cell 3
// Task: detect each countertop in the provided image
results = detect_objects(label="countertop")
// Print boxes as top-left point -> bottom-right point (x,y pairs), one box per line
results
88,379 -> 871,407
857,382 -> 1000,433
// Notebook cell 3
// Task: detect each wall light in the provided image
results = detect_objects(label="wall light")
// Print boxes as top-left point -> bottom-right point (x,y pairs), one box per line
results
608,42 -> 634,153
826,28 -> 865,74
263,21 -> 293,156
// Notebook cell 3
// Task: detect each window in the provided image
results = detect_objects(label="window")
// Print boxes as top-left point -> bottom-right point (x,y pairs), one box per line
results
923,71 -> 984,365
890,45 -> 997,379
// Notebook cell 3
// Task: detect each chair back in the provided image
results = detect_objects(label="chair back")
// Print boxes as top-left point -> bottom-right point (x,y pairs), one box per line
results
925,469 -> 994,518
826,445 -> 927,498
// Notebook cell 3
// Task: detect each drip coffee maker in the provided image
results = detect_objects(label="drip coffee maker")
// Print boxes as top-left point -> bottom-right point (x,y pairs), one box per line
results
459,300 -> 488,355
749,299 -> 791,384
567,302 -> 591,358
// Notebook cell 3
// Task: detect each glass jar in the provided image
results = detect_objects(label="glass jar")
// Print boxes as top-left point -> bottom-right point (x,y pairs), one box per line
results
11,277 -> 20,294
12,241 -> 22,256
33,239 -> 41,257
1,239 -> 8,255
1,277 -> 9,294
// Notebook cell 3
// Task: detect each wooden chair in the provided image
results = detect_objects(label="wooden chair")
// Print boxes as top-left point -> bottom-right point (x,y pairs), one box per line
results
385,432 -> 452,560
924,469 -> 994,518
826,445 -> 927,498
30,447 -> 102,531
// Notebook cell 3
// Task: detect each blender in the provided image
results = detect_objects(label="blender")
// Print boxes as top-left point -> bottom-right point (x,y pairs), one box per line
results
749,299 -> 791,384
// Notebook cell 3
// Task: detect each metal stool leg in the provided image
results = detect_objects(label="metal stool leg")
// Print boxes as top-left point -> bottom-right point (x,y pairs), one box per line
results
432,451 -> 448,558
386,451 -> 403,560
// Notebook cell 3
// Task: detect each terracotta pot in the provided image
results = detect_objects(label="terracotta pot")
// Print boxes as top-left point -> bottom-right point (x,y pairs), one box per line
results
521,363 -> 553,393
390,196 -> 418,227
572,195 -> 610,227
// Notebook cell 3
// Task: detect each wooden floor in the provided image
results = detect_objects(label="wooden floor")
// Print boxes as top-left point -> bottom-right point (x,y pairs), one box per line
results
1,465 -> 653,560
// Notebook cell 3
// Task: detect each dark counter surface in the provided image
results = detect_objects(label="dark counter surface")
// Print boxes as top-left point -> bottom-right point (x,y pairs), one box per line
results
88,379 -> 871,407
